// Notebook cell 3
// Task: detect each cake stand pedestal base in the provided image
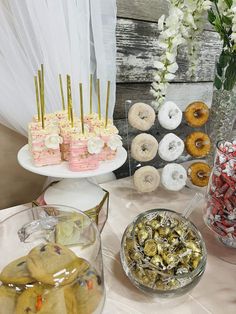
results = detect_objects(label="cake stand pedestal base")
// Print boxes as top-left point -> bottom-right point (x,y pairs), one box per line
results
44,178 -> 107,210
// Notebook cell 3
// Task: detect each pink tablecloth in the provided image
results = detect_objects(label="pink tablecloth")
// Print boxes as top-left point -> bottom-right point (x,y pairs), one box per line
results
1,177 -> 235,314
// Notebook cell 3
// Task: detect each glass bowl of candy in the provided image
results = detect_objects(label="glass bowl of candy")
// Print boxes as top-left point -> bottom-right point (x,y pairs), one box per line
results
120,208 -> 207,298
0,205 -> 105,313
204,140 -> 236,262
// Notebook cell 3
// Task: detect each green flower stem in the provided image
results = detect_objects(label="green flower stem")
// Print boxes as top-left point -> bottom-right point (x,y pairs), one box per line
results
212,0 -> 231,49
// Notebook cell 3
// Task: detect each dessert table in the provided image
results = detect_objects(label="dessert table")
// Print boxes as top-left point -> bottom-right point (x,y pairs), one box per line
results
1,177 -> 235,314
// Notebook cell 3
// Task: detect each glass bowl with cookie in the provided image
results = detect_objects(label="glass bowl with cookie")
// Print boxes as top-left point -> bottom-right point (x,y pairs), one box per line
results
0,205 -> 105,314
120,208 -> 207,298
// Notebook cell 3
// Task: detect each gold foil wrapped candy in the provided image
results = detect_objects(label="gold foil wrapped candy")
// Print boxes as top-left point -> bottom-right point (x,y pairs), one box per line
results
120,209 -> 207,298
138,229 -> 149,245
144,240 -> 157,257
150,255 -> 164,268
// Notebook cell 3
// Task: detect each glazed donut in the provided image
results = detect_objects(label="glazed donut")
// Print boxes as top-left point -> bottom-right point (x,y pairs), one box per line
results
185,131 -> 211,158
161,163 -> 187,191
128,103 -> 156,131
184,101 -> 209,127
158,101 -> 182,130
158,133 -> 184,162
188,162 -> 211,187
131,133 -> 158,162
134,166 -> 160,193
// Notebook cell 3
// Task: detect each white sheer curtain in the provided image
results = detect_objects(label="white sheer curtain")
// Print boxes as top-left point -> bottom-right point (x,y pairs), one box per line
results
0,0 -> 117,136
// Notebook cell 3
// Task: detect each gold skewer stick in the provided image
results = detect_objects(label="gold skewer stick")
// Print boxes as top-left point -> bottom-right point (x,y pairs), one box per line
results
67,75 -> 73,127
97,78 -> 101,120
79,83 -> 85,134
66,74 -> 71,121
66,75 -> 71,121
59,74 -> 65,111
105,80 -> 111,128
38,70 -> 44,129
70,106 -> 74,128
40,64 -> 45,119
89,74 -> 93,114
34,76 -> 41,122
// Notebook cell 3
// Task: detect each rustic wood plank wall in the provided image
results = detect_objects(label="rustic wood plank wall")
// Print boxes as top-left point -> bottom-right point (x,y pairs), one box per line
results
114,0 -> 221,178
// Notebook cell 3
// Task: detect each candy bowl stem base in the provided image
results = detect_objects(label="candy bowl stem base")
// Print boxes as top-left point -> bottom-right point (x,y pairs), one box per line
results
214,235 -> 236,265
204,219 -> 236,265
218,235 -> 236,249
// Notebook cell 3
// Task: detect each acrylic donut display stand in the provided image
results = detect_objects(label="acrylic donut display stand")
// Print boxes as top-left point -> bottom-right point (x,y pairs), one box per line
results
125,99 -> 211,194
17,144 -> 127,210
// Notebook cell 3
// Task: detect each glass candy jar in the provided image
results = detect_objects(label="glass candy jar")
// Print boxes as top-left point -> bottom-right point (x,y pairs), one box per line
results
0,205 -> 105,313
120,208 -> 207,298
204,141 -> 236,263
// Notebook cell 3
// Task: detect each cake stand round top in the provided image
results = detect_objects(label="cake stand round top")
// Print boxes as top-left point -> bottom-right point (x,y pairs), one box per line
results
17,144 -> 127,178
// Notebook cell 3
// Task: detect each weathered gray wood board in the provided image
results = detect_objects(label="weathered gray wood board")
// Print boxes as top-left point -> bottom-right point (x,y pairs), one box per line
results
117,0 -> 168,22
117,0 -> 212,30
114,82 -> 213,119
116,19 -> 221,83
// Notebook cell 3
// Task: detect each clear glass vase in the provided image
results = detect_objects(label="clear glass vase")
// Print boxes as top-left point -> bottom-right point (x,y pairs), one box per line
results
207,85 -> 236,166
204,141 -> 236,264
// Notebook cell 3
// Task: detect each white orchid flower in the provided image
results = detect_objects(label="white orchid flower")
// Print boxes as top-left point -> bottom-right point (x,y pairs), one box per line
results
185,13 -> 197,29
172,34 -> 185,46
154,61 -> 165,70
202,1 -> 212,11
162,28 -> 177,38
169,7 -> 184,20
158,82 -> 168,90
166,52 -> 176,63
180,25 -> 190,38
183,0 -> 196,10
158,41 -> 168,49
167,62 -> 179,73
152,82 -> 160,90
154,74 -> 161,81
165,73 -> 176,81
231,33 -> 236,41
152,0 -> 211,108
158,15 -> 165,31
150,90 -> 161,98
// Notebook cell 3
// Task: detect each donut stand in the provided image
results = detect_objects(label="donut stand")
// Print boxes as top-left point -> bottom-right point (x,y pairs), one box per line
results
125,99 -> 211,194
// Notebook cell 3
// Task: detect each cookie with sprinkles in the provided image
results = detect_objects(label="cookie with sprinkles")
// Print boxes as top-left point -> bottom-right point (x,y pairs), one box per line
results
0,285 -> 18,314
15,284 -> 69,314
69,266 -> 103,314
26,243 -> 88,286
0,256 -> 34,285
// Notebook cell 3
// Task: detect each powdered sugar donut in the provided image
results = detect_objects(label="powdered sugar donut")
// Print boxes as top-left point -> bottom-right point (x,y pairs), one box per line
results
158,101 -> 182,130
161,163 -> 187,191
134,166 -> 160,193
131,133 -> 158,162
128,103 -> 156,131
158,133 -> 184,162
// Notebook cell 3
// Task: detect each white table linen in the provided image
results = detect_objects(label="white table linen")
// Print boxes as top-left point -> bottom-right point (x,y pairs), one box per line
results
0,177 -> 235,314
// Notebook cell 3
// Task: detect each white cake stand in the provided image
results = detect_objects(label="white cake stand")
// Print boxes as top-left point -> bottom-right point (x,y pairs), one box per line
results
17,144 -> 127,210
